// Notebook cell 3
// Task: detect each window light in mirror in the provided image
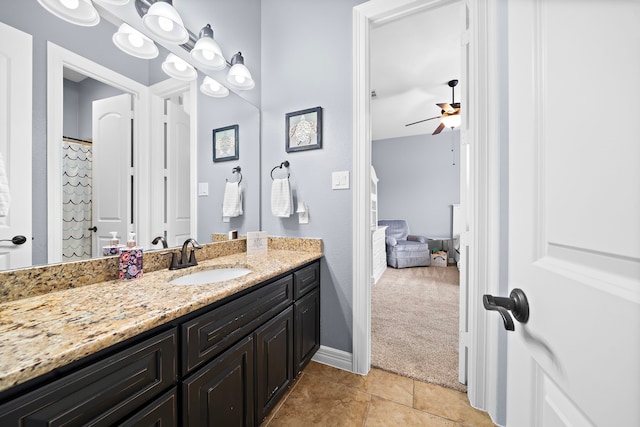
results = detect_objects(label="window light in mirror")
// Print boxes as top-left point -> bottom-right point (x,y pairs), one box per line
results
200,76 -> 229,98
191,24 -> 226,71
227,52 -> 255,90
37,0 -> 100,26
142,0 -> 188,44
113,23 -> 159,59
162,53 -> 197,81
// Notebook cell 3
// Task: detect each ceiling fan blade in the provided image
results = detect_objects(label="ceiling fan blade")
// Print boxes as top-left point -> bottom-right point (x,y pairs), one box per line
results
432,122 -> 446,135
405,115 -> 441,127
437,103 -> 456,114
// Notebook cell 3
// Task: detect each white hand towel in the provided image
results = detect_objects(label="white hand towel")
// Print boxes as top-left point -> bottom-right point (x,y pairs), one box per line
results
271,178 -> 293,217
0,152 -> 10,217
222,181 -> 243,217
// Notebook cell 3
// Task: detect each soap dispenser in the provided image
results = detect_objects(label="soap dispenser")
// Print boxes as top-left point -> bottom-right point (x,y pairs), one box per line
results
119,232 -> 143,280
103,232 -> 122,256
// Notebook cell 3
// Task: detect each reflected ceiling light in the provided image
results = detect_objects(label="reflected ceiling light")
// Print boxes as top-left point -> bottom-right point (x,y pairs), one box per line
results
113,23 -> 159,59
200,76 -> 229,98
142,0 -> 188,44
441,113 -> 461,129
190,24 -> 225,71
37,0 -> 100,27
226,52 -> 255,90
162,53 -> 197,81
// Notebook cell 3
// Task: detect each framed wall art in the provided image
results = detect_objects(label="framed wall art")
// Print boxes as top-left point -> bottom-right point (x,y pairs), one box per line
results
213,124 -> 239,162
285,106 -> 322,153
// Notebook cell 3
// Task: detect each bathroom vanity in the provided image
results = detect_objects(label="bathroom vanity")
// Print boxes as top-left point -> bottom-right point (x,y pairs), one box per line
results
0,249 -> 321,426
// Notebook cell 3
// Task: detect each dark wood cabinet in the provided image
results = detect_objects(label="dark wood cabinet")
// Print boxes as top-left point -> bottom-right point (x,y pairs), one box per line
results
0,260 -> 321,427
254,306 -> 294,425
294,288 -> 321,374
182,336 -> 255,427
0,328 -> 177,426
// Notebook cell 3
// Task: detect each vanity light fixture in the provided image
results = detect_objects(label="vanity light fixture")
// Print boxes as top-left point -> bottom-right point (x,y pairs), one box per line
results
99,0 -> 130,5
142,0 -> 188,44
162,53 -> 197,81
226,52 -> 255,90
37,0 -> 100,27
113,23 -> 159,59
190,24 -> 226,71
200,76 -> 229,98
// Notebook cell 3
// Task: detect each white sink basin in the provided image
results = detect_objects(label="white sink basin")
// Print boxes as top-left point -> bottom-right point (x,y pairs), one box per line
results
170,268 -> 252,285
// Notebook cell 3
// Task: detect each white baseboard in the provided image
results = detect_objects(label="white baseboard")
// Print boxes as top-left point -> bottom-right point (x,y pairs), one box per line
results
311,345 -> 353,372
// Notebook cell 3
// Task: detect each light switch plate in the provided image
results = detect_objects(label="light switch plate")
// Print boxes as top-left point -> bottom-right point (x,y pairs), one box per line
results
198,182 -> 209,196
332,171 -> 350,190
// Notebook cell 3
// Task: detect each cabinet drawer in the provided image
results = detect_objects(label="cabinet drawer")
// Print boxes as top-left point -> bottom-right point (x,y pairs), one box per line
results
0,328 -> 177,426
181,275 -> 293,375
293,261 -> 320,299
118,388 -> 177,426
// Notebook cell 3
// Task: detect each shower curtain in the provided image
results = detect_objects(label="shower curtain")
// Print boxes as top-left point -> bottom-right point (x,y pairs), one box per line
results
62,140 -> 92,261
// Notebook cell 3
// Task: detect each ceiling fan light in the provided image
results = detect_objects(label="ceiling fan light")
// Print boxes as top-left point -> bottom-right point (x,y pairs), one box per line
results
162,53 -> 197,81
142,1 -> 189,44
113,23 -> 159,59
37,0 -> 100,26
226,52 -> 255,90
200,76 -> 229,98
441,113 -> 461,129
191,25 -> 226,71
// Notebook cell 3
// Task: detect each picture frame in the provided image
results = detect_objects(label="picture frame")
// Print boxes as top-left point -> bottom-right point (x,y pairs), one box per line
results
285,106 -> 322,153
213,124 -> 239,162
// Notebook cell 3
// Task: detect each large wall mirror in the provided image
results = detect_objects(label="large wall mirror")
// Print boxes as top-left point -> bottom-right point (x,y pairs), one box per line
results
0,0 -> 260,271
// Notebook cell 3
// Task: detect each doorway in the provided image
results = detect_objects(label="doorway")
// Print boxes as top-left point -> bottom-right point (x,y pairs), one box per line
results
369,2 -> 463,390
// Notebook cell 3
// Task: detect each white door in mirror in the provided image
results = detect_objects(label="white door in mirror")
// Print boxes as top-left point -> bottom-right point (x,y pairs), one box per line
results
0,22 -> 32,269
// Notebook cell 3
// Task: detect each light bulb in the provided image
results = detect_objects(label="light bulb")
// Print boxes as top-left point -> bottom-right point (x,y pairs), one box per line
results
158,16 -> 174,32
202,50 -> 215,61
234,75 -> 246,84
60,0 -> 80,9
207,80 -> 221,90
128,33 -> 144,48
174,60 -> 187,71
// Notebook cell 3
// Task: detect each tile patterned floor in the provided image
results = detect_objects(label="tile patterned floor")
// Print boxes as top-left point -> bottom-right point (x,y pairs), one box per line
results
263,361 -> 496,426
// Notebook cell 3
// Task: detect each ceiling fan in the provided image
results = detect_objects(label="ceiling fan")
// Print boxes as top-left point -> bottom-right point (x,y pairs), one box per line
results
406,79 -> 461,135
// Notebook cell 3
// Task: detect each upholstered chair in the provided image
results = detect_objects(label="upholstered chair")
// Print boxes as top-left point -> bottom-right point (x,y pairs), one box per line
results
378,219 -> 431,268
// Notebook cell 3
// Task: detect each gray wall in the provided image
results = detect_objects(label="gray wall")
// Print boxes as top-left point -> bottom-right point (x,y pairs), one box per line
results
372,131 -> 460,238
63,78 -> 124,141
261,0 -> 366,353
197,82 -> 261,240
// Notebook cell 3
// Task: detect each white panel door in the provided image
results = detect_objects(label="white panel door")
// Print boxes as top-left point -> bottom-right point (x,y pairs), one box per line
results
0,22 -> 32,270
506,1 -> 640,426
92,93 -> 132,253
166,100 -> 191,247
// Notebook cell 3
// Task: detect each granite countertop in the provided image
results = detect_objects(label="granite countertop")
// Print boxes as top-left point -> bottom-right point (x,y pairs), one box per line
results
0,249 -> 322,393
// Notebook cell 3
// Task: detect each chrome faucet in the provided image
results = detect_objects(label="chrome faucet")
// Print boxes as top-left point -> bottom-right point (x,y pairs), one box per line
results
165,238 -> 202,270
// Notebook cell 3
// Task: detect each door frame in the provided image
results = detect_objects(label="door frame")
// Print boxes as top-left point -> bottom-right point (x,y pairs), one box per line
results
351,0 -> 507,421
46,42 -> 150,263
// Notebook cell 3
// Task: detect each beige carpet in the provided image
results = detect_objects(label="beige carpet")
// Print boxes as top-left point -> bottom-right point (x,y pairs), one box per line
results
371,265 -> 466,392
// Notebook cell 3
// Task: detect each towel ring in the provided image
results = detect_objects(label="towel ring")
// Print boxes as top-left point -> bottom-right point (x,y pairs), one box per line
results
226,166 -> 242,184
270,161 -> 290,180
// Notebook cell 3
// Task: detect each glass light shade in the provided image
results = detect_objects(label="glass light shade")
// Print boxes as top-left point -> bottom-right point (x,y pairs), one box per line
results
441,113 -> 461,129
142,1 -> 188,44
113,23 -> 159,59
162,53 -> 197,81
37,0 -> 100,26
200,76 -> 229,98
226,53 -> 255,90
191,36 -> 225,71
99,0 -> 129,4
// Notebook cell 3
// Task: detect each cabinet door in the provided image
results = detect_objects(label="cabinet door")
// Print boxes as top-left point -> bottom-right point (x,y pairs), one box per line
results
118,388 -> 177,426
182,336 -> 254,427
0,329 -> 177,426
254,307 -> 294,425
294,288 -> 320,374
